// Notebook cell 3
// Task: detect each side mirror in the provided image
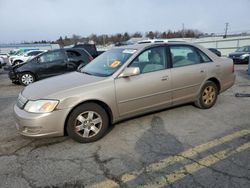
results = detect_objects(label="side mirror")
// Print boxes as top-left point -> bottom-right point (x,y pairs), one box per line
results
119,67 -> 140,78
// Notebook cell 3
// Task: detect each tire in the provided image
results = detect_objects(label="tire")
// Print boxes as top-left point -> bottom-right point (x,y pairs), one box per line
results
66,103 -> 109,143
194,81 -> 218,109
18,72 -> 35,86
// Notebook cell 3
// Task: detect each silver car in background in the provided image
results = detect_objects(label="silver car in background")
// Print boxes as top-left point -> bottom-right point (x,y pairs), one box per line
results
14,42 -> 235,143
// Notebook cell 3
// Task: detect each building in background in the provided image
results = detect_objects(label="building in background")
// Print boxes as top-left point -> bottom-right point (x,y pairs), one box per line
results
0,43 -> 60,54
189,35 -> 250,56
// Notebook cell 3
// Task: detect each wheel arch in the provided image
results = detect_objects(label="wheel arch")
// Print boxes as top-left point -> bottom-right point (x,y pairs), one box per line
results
13,59 -> 23,64
64,99 -> 113,136
207,77 -> 221,93
18,71 -> 37,80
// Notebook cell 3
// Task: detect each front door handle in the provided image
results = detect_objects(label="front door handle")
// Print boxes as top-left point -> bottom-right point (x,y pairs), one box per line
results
161,76 -> 169,81
200,70 -> 205,73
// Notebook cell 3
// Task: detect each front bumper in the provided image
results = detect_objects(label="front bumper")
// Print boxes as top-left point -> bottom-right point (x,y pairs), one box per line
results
14,104 -> 71,137
8,70 -> 18,82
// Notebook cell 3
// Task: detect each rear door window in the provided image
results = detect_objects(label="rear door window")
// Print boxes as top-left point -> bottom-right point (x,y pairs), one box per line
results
40,51 -> 65,63
66,50 -> 81,58
170,45 -> 201,68
28,51 -> 42,56
198,50 -> 212,62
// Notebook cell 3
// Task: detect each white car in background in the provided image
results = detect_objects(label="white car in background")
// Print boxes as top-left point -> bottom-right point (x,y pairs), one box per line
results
0,57 -> 6,69
137,38 -> 185,44
0,53 -> 8,59
0,53 -> 8,65
10,50 -> 46,66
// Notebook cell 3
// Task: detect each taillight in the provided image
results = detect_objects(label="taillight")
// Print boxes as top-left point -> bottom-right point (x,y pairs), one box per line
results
89,56 -> 94,62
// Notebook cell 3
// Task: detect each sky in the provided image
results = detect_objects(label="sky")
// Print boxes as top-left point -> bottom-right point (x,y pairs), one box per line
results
0,0 -> 249,43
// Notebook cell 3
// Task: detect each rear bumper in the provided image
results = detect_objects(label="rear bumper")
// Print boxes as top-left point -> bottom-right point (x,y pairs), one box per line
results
220,74 -> 236,93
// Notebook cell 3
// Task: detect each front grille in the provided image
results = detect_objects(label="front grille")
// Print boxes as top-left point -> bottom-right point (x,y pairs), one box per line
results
17,94 -> 28,109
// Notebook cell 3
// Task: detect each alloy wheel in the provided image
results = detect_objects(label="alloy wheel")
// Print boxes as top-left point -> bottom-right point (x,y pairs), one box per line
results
21,74 -> 34,85
74,111 -> 102,138
202,86 -> 216,105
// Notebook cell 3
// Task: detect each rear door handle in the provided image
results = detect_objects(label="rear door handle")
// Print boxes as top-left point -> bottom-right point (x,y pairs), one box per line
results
161,76 -> 169,81
200,70 -> 205,73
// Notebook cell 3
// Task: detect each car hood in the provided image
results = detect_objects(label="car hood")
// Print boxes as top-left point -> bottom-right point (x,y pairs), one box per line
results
22,72 -> 106,100
12,62 -> 26,69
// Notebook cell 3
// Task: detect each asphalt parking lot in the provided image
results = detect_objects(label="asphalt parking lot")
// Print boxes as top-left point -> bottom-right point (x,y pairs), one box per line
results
0,65 -> 249,188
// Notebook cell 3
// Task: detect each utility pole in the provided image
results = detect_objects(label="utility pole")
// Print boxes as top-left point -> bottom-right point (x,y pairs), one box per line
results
224,22 -> 229,38
103,35 -> 106,46
182,23 -> 185,38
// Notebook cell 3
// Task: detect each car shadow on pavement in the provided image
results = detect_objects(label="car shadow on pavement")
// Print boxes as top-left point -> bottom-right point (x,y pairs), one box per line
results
135,115 -> 184,163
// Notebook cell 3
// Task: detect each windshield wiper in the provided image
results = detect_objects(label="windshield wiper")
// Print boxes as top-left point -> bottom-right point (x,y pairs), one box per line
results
82,71 -> 93,76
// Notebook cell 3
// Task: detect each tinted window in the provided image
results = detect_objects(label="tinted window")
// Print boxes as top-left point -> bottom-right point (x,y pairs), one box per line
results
236,46 -> 250,52
67,50 -> 81,58
170,46 -> 201,68
129,46 -> 166,73
28,51 -> 42,56
39,51 -> 65,63
74,44 -> 97,56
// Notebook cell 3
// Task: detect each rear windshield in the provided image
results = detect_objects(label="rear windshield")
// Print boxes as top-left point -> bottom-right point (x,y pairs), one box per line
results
80,48 -> 136,77
74,44 -> 97,56
236,46 -> 250,52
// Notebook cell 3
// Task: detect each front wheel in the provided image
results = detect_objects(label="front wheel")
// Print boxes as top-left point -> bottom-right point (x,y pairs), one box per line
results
66,103 -> 109,143
19,72 -> 35,86
194,81 -> 218,109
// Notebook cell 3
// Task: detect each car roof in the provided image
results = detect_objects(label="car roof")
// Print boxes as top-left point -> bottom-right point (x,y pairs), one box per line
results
137,38 -> 186,43
69,48 -> 92,56
26,50 -> 46,53
115,42 -> 189,50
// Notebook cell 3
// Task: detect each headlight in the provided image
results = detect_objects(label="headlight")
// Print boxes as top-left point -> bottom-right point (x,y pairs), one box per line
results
24,100 -> 59,113
240,54 -> 249,59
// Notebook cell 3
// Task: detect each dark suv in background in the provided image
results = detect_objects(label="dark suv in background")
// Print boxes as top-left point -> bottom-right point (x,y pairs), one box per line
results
73,44 -> 105,58
9,48 -> 93,85
228,46 -> 250,64
208,48 -> 221,57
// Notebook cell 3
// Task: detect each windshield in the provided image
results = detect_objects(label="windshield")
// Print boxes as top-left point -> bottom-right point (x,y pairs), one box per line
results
236,46 -> 249,52
80,48 -> 136,77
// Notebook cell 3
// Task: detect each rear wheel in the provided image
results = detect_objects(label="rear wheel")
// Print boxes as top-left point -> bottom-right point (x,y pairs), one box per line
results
66,103 -> 109,143
195,81 -> 218,109
19,72 -> 35,86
